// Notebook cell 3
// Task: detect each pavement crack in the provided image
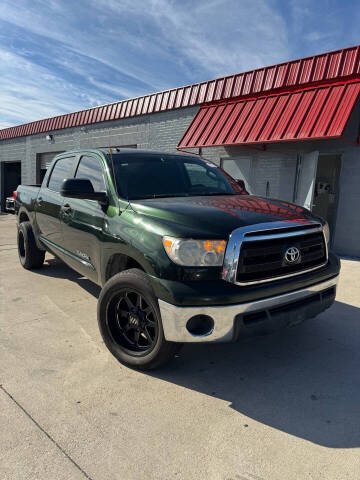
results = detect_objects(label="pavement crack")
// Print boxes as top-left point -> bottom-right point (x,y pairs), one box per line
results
0,384 -> 94,480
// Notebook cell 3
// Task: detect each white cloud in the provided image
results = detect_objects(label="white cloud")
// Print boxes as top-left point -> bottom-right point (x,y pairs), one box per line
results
0,0 -> 167,91
0,122 -> 13,129
288,0 -> 359,57
0,48 -> 100,125
98,0 -> 290,77
0,0 -> 292,127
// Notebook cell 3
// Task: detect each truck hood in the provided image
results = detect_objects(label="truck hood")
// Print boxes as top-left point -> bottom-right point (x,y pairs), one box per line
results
129,194 -> 317,238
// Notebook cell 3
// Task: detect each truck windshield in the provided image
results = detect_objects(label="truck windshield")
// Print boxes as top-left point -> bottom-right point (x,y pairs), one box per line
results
109,153 -> 246,200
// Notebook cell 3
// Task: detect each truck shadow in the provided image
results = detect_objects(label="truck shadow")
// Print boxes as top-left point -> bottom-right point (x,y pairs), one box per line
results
151,300 -> 360,449
37,257 -> 101,297
36,256 -> 359,448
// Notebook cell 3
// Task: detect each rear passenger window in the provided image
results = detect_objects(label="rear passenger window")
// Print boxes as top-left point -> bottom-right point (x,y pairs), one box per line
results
47,157 -> 75,192
75,156 -> 106,192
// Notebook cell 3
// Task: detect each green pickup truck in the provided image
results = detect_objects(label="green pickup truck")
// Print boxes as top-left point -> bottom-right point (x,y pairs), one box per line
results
15,149 -> 340,369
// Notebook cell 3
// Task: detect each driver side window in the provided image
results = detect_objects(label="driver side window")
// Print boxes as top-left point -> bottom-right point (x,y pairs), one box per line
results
47,156 -> 76,192
75,156 -> 106,192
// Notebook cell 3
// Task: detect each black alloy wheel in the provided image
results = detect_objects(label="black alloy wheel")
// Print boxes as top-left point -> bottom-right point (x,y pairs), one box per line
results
97,269 -> 182,369
108,289 -> 158,354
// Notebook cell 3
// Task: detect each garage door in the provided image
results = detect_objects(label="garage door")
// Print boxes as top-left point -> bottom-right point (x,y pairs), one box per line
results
37,152 -> 64,183
38,151 -> 64,170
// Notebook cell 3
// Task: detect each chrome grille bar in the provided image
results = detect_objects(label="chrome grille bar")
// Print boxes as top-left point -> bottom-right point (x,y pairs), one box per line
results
222,221 -> 328,286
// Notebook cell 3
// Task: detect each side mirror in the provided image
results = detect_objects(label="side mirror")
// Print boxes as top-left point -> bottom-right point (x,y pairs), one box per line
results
236,179 -> 245,190
235,179 -> 249,194
60,178 -> 108,205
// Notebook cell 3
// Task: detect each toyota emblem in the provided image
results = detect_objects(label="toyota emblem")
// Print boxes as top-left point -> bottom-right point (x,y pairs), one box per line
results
284,246 -> 301,264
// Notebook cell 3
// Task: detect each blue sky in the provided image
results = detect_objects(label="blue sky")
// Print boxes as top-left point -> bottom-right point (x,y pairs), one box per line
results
0,0 -> 359,129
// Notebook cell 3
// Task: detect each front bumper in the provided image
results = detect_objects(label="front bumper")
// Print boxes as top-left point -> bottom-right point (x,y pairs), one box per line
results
159,275 -> 338,343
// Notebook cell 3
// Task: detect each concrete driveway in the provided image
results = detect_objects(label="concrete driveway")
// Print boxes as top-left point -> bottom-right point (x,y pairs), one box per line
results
0,214 -> 359,480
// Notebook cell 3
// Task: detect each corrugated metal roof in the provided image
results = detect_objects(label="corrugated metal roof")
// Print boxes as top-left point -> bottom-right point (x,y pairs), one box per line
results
177,82 -> 360,148
2,45 -> 360,140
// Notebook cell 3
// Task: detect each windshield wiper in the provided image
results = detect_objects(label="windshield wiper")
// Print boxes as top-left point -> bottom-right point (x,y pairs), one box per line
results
130,192 -> 237,200
190,192 -> 236,196
130,193 -> 190,200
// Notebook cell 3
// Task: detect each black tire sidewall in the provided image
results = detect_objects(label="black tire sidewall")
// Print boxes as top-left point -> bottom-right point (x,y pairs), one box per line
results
98,270 -> 171,369
18,222 -> 32,269
17,225 -> 27,267
17,221 -> 45,269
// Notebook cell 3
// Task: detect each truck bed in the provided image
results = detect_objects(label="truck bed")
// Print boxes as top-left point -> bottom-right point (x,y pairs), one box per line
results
15,185 -> 41,217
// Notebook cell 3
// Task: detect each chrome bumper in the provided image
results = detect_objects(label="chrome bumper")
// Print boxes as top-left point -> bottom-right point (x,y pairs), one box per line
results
159,276 -> 338,343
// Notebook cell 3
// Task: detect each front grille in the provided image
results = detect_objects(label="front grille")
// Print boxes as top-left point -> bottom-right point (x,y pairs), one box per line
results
236,230 -> 327,283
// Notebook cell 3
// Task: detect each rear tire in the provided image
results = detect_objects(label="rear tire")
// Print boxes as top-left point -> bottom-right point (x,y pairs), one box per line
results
17,221 -> 45,270
97,268 -> 182,370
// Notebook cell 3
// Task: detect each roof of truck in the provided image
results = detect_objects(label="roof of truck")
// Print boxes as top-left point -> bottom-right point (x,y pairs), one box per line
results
59,148 -> 199,157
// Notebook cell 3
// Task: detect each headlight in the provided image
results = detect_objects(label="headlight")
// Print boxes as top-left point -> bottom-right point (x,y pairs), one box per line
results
323,222 -> 330,245
163,237 -> 227,266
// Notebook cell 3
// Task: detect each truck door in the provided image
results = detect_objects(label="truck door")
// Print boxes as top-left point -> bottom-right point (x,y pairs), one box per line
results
35,155 -> 77,248
59,154 -> 106,283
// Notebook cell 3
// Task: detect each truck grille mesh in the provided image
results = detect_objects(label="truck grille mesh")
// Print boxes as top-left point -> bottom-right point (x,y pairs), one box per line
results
236,231 -> 326,283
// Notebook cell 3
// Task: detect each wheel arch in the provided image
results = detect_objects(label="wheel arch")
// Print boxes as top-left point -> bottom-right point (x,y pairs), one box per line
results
18,210 -> 30,223
104,253 -> 149,284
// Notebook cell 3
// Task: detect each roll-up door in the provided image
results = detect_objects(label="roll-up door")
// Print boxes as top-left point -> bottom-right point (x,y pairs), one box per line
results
39,152 -> 64,170
37,151 -> 64,183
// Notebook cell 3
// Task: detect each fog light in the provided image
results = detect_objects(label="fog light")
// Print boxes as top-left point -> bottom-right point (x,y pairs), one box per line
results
186,315 -> 214,336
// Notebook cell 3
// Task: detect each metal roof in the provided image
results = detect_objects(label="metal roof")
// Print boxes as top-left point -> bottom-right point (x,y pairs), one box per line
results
177,81 -> 360,148
2,44 -> 360,141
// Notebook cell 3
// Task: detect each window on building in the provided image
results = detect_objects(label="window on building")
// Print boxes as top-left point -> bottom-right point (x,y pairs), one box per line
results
75,156 -> 106,192
47,156 -> 76,192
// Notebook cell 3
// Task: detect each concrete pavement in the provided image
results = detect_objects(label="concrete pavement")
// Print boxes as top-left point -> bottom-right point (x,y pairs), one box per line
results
0,214 -> 359,479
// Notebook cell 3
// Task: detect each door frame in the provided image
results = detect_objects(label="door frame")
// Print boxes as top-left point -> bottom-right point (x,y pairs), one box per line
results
293,151 -> 318,210
314,153 -> 343,246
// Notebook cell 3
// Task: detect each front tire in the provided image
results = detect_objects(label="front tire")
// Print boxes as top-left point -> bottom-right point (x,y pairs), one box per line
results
97,269 -> 181,370
17,221 -> 45,270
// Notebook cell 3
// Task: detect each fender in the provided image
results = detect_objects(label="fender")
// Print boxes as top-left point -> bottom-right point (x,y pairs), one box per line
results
100,235 -> 157,286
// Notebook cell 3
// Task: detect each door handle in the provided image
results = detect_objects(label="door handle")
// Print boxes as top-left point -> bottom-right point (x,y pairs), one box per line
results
61,204 -> 72,216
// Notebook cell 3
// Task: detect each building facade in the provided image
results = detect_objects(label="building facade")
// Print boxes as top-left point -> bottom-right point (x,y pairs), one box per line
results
1,45 -> 360,257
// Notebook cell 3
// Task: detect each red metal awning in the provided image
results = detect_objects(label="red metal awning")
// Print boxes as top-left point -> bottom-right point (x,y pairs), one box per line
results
178,82 -> 360,148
